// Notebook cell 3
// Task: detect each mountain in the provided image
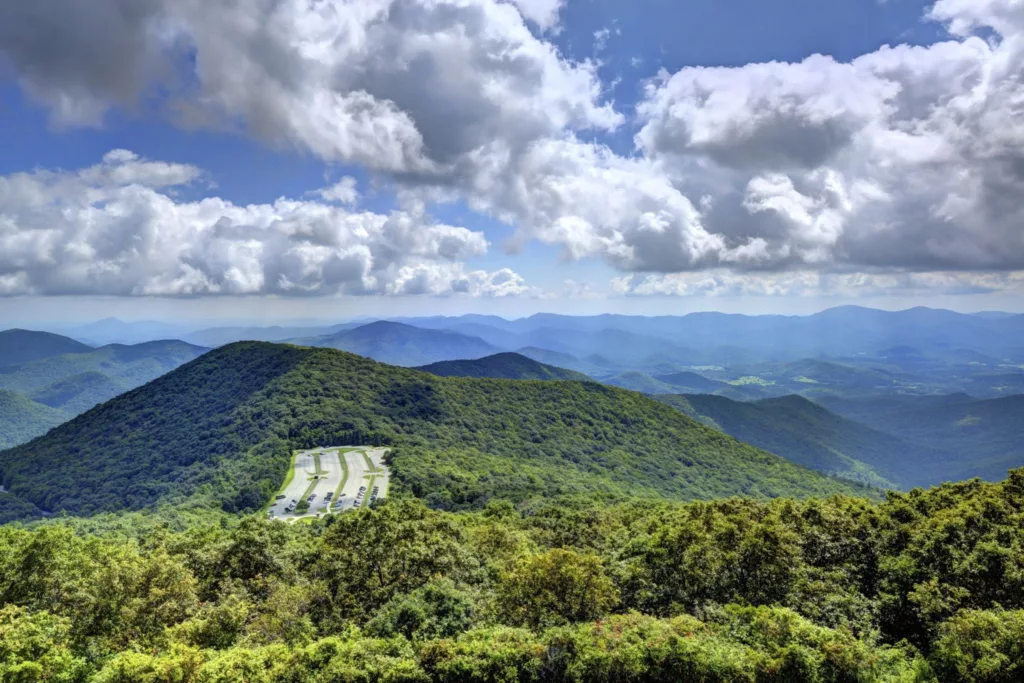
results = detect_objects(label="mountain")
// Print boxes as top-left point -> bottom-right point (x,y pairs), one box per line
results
0,340 -> 209,412
515,347 -> 615,376
184,322 -> 361,347
0,342 -> 869,521
27,371 -> 127,416
0,389 -> 67,449
604,371 -> 681,394
654,393 -> 951,489
0,329 -> 92,368
388,307 -> 1024,370
817,393 -> 1024,485
653,371 -> 730,393
416,353 -> 590,381
291,321 -> 499,366
60,318 -> 192,345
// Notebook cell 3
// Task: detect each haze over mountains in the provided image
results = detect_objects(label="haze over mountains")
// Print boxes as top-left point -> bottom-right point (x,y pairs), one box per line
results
5,306 -> 1024,492
0,331 -> 208,448
0,342 -> 868,522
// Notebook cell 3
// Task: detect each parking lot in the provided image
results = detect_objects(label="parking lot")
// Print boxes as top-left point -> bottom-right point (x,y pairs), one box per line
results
268,446 -> 390,521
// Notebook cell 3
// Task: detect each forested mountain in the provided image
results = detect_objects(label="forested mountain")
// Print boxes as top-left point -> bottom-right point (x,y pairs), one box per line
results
291,321 -> 499,366
0,329 -> 92,368
0,339 -> 208,416
26,371 -> 125,415
0,390 -> 66,450
656,394 -> 954,489
819,393 -> 1024,486
416,352 -> 591,381
0,342 -> 868,521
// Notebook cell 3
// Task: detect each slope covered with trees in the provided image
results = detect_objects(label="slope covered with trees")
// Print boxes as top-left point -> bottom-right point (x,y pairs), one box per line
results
4,470 -> 1024,681
819,393 -> 1024,486
0,342 -> 868,520
660,393 -> 959,488
0,390 -> 66,450
416,352 -> 590,381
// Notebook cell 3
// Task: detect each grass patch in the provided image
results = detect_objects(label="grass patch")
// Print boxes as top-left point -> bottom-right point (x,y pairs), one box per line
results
264,450 -> 301,512
728,376 -> 776,387
297,452 -> 326,506
332,450 -> 350,505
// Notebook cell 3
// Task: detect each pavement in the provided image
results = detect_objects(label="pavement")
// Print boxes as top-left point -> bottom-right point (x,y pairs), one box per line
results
270,446 -> 390,520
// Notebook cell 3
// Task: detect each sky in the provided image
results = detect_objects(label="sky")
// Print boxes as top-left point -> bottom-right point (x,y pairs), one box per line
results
2,0 -> 1024,324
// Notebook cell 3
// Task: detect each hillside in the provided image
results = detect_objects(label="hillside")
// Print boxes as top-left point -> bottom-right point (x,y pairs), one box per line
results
0,340 -> 208,410
818,393 -> 1024,485
416,352 -> 590,381
292,321 -> 498,366
0,389 -> 67,449
604,371 -> 682,394
653,371 -> 730,393
0,329 -> 92,368
0,343 -> 869,520
655,394 -> 955,489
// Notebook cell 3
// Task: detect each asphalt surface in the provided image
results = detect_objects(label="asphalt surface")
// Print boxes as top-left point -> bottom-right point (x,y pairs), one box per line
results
270,446 -> 390,520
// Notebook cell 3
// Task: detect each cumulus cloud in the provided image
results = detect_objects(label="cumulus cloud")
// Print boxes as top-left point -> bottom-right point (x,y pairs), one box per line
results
507,0 -> 566,31
0,151 -> 532,298
3,0 -> 1024,284
632,0 -> 1024,273
0,0 -> 617,172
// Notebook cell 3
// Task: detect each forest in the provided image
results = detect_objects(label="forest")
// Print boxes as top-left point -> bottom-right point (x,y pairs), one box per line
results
4,470 -> 1024,681
0,343 -> 868,520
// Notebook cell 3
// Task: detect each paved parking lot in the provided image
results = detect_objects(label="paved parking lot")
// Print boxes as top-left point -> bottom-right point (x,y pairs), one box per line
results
269,446 -> 389,520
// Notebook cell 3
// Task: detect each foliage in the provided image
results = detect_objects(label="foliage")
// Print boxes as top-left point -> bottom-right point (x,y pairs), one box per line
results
0,390 -> 67,451
1,471 -> 1024,678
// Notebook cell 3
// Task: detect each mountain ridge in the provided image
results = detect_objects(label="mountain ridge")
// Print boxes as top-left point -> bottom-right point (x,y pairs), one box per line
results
0,342 -> 870,521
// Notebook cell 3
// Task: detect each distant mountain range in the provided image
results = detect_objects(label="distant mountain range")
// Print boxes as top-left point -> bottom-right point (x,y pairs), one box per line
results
416,353 -> 591,381
289,321 -> 499,366
0,329 -> 93,367
0,331 -> 209,448
0,342 -> 868,521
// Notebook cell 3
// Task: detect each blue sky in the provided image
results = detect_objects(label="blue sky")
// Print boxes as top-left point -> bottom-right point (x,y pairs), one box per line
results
1,0 -> 1023,324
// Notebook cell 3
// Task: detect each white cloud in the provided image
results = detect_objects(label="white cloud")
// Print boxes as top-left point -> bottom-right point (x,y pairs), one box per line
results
613,270 -> 1024,298
0,151 -> 532,298
316,176 -> 360,205
507,0 -> 566,30
3,0 -> 1024,285
631,2 -> 1024,273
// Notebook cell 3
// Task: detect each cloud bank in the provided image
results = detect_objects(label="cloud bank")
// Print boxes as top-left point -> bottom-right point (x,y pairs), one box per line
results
0,150 -> 531,297
2,0 -> 1024,297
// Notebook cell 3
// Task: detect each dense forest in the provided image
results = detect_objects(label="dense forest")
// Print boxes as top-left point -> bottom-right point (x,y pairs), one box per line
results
3,471 -> 1024,681
0,343 -> 867,520
0,390 -> 67,450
